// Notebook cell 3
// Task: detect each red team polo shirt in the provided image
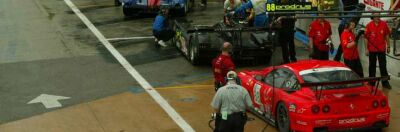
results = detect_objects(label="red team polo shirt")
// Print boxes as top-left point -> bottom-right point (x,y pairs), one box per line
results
341,29 -> 359,60
212,54 -> 235,84
308,19 -> 332,52
364,20 -> 390,52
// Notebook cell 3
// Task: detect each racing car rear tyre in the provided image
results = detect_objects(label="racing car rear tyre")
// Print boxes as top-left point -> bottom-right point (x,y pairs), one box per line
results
277,102 -> 291,132
189,37 -> 200,65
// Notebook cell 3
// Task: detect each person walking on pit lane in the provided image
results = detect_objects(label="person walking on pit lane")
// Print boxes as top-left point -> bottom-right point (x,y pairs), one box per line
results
364,13 -> 392,89
308,13 -> 332,60
340,20 -> 364,77
152,5 -> 174,47
211,71 -> 252,132
212,42 -> 235,91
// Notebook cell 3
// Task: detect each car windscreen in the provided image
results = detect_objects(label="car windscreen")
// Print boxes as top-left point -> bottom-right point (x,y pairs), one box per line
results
300,67 -> 362,90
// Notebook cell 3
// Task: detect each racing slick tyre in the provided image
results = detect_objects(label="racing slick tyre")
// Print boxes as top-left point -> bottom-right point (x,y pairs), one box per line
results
188,37 -> 200,65
115,0 -> 122,6
277,102 -> 291,132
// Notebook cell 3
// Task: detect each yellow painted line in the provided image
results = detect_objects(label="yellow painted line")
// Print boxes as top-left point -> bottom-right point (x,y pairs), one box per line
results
156,85 -> 213,90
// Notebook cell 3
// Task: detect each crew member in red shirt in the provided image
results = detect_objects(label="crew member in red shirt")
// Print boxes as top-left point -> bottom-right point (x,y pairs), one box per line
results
212,42 -> 235,91
341,20 -> 364,77
364,13 -> 391,89
308,13 -> 332,60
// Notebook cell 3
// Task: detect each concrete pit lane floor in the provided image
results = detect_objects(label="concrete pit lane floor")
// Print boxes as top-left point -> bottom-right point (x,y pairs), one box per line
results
0,0 -> 399,131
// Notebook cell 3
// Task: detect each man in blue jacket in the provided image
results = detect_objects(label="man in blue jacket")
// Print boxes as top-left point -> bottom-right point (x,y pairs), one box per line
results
231,0 -> 272,27
153,6 -> 175,47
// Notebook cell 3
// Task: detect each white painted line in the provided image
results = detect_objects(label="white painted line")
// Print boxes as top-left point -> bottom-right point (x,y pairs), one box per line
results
63,0 -> 194,131
106,36 -> 155,41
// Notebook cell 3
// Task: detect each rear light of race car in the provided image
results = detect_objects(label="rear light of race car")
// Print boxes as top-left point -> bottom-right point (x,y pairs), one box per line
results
322,105 -> 330,113
372,100 -> 379,108
380,99 -> 387,107
312,105 -> 320,114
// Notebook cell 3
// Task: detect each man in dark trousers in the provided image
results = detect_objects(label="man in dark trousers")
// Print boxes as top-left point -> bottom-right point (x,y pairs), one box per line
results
334,2 -> 365,61
152,5 -> 174,47
340,20 -> 364,77
364,13 -> 392,89
212,42 -> 235,91
308,13 -> 332,60
275,0 -> 297,64
211,71 -> 252,132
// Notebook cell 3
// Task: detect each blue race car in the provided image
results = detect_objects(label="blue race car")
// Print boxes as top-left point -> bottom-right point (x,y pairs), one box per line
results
119,0 -> 193,16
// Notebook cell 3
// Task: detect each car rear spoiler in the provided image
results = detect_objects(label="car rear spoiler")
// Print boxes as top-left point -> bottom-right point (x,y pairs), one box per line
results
300,76 -> 390,100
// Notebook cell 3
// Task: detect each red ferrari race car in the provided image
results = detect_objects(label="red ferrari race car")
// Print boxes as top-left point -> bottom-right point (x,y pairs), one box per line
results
238,60 -> 390,132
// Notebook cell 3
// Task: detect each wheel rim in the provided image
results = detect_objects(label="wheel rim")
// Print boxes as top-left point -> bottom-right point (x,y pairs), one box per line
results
278,105 -> 288,129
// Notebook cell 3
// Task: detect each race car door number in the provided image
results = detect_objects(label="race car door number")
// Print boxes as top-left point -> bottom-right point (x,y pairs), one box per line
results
253,83 -> 262,105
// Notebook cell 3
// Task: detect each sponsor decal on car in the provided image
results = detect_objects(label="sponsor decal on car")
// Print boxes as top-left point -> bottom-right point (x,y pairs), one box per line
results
246,79 -> 254,86
296,108 -> 306,114
253,84 -> 262,105
296,120 -> 308,126
289,103 -> 296,112
333,94 -> 344,98
338,117 -> 366,125
315,119 -> 332,125
376,113 -> 389,119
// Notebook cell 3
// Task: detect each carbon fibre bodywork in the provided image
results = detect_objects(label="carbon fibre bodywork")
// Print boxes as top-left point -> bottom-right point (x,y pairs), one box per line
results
172,19 -> 277,65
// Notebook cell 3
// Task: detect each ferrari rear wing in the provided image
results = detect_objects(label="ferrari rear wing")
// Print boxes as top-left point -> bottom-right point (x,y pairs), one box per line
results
301,76 -> 390,100
300,76 -> 390,87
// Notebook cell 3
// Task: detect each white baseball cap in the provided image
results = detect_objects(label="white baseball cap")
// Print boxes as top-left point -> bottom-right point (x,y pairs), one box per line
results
226,71 -> 237,80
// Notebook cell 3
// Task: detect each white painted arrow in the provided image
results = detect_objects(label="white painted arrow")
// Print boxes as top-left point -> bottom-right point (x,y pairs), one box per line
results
28,94 -> 70,109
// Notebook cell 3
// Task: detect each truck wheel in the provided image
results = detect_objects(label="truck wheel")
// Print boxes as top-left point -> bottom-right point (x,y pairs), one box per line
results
189,38 -> 200,65
277,102 -> 290,132
115,0 -> 122,6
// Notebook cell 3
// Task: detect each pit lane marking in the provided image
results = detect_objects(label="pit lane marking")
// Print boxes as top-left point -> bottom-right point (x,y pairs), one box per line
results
63,0 -> 194,131
106,36 -> 155,41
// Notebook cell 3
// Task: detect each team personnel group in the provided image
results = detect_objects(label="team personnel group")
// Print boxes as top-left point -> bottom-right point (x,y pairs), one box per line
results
307,12 -> 393,89
151,0 -> 399,131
